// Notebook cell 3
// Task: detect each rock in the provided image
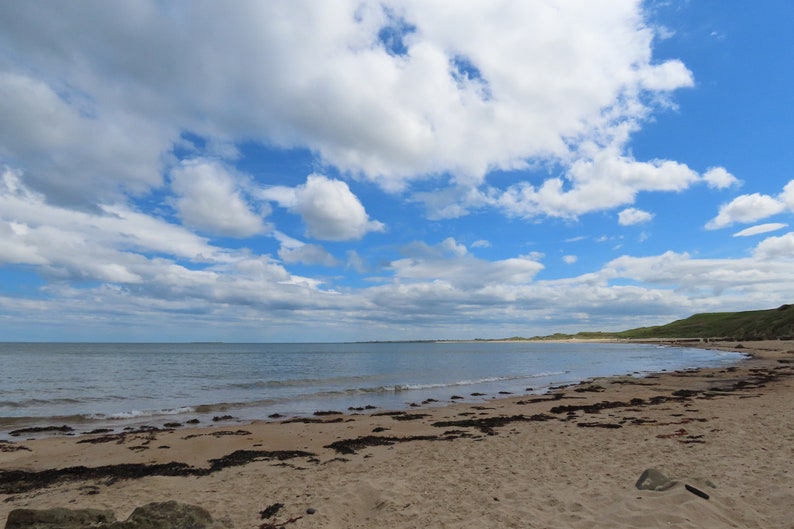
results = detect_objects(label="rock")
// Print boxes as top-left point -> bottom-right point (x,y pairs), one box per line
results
4,502 -> 233,529
4,508 -> 116,529
116,501 -> 231,529
635,468 -> 677,491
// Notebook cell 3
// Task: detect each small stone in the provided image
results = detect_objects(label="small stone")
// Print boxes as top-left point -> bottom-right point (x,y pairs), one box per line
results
306,508 -> 316,515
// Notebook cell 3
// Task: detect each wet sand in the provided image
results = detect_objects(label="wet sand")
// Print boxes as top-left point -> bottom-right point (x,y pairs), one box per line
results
2,340 -> 793,528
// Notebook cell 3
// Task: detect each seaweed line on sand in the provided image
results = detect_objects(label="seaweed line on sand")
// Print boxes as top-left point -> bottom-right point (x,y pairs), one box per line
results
0,449 -> 315,494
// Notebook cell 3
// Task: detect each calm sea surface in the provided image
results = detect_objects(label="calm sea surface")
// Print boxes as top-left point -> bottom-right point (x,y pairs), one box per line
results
0,342 -> 744,439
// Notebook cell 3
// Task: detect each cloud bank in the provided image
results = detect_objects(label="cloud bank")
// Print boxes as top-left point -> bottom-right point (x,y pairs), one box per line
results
0,1 -> 792,340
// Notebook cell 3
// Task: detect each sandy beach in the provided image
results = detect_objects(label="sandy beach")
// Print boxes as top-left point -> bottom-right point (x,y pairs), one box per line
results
2,340 -> 792,529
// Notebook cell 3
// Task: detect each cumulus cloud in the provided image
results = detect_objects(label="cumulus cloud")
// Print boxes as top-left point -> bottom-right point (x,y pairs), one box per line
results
0,168 -> 336,313
753,232 -> 794,260
563,255 -> 578,264
603,247 -> 794,300
170,159 -> 266,237
389,238 -> 543,289
0,72 -> 168,206
706,193 -> 786,229
0,168 -> 230,266
703,167 -> 740,189
5,2 -> 790,341
265,174 -> 384,241
618,207 -> 654,226
0,1 -> 695,203
4,163 -> 794,339
354,236 -> 794,335
498,150 -> 699,219
706,179 -> 794,230
780,180 -> 794,210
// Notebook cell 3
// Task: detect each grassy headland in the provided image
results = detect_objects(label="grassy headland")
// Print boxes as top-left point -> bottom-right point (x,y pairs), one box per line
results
527,304 -> 794,342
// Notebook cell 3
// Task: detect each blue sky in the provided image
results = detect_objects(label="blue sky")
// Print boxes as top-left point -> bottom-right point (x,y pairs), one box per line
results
0,1 -> 792,342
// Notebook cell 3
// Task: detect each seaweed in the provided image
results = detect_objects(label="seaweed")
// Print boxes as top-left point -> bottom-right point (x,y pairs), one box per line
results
324,435 -> 448,455
0,449 -> 316,494
431,414 -> 554,435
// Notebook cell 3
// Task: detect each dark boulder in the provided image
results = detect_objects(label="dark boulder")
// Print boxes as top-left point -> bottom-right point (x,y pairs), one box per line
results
5,508 -> 115,529
113,501 -> 231,529
4,502 -> 232,529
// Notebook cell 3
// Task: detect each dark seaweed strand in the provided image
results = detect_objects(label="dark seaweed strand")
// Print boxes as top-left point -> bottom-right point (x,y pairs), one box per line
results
0,450 -> 315,494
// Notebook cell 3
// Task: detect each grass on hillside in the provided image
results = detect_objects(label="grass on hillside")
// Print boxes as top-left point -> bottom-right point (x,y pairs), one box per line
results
529,304 -> 794,341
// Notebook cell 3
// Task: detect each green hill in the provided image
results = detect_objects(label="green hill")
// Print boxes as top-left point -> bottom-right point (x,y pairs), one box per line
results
532,304 -> 794,341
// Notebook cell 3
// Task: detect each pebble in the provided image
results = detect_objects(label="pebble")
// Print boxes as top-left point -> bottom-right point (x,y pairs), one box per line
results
306,508 -> 316,515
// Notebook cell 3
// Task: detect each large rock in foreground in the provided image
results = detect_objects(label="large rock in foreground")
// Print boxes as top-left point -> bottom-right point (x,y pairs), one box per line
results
4,508 -> 115,529
5,502 -> 232,529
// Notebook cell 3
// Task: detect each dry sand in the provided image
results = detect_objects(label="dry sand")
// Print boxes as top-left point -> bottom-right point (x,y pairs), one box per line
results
2,340 -> 793,528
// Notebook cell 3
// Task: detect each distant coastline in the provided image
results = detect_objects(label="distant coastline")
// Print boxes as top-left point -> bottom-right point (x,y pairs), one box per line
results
361,304 -> 794,344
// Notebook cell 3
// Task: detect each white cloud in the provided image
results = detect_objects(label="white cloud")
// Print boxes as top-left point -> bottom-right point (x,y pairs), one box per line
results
0,167 -> 229,266
0,72 -> 168,205
0,1 -> 695,202
4,2 -> 792,341
389,238 -> 543,289
498,150 -> 698,219
636,59 -> 694,91
780,180 -> 794,210
272,230 -> 304,250
285,174 -> 385,241
260,186 -> 299,208
706,193 -> 786,229
471,240 -> 491,248
170,159 -> 266,237
353,237 -> 794,335
753,232 -> 794,260
563,255 -> 578,264
5,159 -> 794,339
703,167 -> 740,189
733,223 -> 788,237
0,168 -> 339,314
603,248 -> 794,302
706,179 -> 794,230
278,244 -> 338,267
618,207 -> 654,226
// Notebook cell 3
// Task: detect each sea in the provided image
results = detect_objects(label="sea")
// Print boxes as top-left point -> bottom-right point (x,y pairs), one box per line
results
0,341 -> 745,440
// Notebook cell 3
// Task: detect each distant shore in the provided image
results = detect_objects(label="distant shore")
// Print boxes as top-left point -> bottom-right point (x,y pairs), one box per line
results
2,339 -> 792,528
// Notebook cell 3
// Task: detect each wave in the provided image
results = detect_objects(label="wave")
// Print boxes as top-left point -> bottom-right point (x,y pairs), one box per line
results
87,406 -> 197,421
190,371 -> 572,411
0,397 -> 87,409
0,413 -> 94,428
214,371 -> 568,394
360,372 -> 566,393
213,374 -> 375,391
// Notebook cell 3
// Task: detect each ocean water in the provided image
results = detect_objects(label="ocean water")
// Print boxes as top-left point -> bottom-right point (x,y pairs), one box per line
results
0,341 -> 744,439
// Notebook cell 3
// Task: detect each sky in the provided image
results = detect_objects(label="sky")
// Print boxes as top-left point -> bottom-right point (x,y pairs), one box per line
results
0,1 -> 792,342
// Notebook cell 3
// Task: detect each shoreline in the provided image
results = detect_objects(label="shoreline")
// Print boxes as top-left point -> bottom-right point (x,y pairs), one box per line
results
2,339 -> 793,528
0,340 -> 742,442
